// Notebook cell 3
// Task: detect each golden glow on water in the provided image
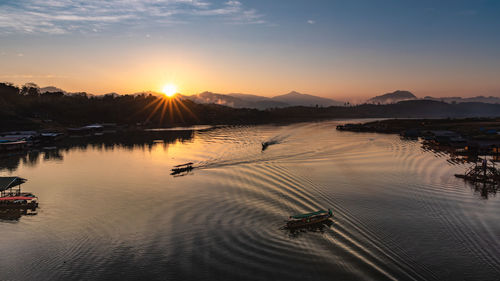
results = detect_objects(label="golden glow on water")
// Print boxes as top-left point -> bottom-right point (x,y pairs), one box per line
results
1,121 -> 499,281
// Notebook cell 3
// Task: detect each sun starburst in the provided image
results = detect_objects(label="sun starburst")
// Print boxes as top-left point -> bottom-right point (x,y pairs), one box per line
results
162,84 -> 177,97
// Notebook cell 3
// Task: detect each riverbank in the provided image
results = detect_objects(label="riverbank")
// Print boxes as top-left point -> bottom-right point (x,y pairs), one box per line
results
4,81 -> 500,131
337,118 -> 500,157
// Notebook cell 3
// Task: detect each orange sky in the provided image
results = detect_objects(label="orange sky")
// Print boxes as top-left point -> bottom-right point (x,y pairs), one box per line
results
1,1 -> 500,101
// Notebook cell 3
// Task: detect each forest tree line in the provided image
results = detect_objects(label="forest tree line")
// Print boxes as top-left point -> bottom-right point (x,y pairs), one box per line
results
2,82 -> 500,131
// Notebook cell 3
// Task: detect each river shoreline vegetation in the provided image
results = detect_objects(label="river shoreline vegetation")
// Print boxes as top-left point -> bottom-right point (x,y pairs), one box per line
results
337,118 -> 500,162
337,118 -> 500,140
2,82 -> 500,131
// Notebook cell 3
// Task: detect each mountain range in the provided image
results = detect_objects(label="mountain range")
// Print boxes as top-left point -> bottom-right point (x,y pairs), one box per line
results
39,87 -> 344,108
366,90 -> 500,105
180,91 -> 344,109
38,86 -> 500,108
423,96 -> 500,104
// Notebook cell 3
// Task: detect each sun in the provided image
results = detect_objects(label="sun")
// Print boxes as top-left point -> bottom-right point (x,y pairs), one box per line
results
162,84 -> 178,97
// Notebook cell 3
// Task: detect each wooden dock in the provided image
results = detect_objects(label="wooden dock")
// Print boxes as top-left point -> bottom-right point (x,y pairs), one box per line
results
455,160 -> 500,185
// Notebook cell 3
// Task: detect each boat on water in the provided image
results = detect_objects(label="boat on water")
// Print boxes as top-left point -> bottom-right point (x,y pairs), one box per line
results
0,177 -> 38,209
171,162 -> 194,175
261,140 -> 278,151
286,209 -> 333,229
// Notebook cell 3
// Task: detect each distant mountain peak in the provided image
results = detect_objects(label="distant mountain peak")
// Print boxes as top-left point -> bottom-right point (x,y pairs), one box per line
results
40,86 -> 65,93
272,91 -> 344,107
367,90 -> 417,104
280,91 -> 314,97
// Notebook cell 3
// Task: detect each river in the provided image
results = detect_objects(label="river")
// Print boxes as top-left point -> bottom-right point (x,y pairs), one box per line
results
1,120 -> 499,281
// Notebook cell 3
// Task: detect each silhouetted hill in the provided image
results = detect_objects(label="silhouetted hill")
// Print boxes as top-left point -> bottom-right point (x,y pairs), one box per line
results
183,91 -> 327,109
367,90 -> 417,104
183,91 -> 343,109
40,86 -> 65,93
131,91 -> 164,98
181,91 -> 253,108
227,93 -> 289,108
2,83 -> 500,131
228,93 -> 271,102
423,96 -> 500,104
271,91 -> 344,107
356,100 -> 500,118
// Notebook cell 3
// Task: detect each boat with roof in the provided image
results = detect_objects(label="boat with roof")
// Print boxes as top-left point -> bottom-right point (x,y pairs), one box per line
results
0,177 -> 38,209
286,209 -> 333,229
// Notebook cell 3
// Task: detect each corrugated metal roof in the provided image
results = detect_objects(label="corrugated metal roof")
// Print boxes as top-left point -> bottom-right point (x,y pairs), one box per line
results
0,177 -> 27,191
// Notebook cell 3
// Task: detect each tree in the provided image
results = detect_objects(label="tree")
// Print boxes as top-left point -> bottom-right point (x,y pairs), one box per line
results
0,82 -> 20,100
21,82 -> 40,97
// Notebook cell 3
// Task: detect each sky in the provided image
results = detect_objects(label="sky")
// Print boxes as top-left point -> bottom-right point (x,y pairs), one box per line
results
1,0 -> 500,101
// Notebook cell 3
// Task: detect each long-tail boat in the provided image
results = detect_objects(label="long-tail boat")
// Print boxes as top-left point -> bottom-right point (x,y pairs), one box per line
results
261,140 -> 279,151
286,209 -> 333,229
171,162 -> 194,175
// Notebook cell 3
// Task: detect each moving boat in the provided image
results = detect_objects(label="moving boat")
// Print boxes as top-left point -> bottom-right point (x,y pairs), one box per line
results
261,142 -> 269,151
171,162 -> 194,175
286,209 -> 333,229
261,140 -> 278,151
0,177 -> 38,209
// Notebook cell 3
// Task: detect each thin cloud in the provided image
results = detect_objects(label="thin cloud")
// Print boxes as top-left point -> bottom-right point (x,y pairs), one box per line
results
0,0 -> 266,34
307,20 -> 315,24
0,74 -> 67,79
186,1 -> 265,24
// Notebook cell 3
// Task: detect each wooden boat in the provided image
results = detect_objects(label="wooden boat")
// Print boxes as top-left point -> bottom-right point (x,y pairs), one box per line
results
171,162 -> 194,175
286,209 -> 333,229
0,195 -> 38,209
261,142 -> 269,151
0,177 -> 38,209
261,140 -> 278,151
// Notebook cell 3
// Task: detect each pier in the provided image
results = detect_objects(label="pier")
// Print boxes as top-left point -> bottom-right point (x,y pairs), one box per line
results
455,160 -> 500,186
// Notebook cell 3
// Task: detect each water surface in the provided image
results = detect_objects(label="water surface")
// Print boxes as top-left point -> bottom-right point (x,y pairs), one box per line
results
1,121 -> 499,281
